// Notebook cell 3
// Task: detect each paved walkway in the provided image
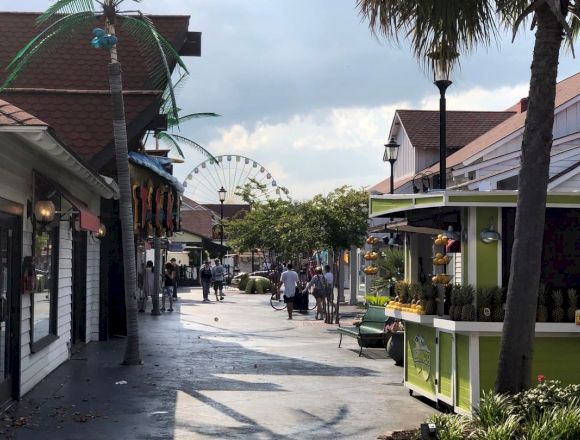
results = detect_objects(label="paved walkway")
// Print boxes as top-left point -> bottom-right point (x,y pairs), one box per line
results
2,287 -> 434,439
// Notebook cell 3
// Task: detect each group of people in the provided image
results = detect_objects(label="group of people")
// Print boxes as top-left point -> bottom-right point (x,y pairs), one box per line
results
139,258 -> 179,313
199,259 -> 226,302
279,263 -> 333,320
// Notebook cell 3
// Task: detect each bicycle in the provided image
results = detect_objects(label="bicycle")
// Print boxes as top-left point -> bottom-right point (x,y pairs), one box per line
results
270,285 -> 316,311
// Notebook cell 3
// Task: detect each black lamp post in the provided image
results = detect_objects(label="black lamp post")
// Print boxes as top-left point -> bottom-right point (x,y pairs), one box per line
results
383,136 -> 400,194
218,186 -> 226,257
430,51 -> 456,190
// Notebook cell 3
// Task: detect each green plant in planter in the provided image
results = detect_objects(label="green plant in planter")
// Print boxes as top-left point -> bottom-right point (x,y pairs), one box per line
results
368,248 -> 403,295
244,276 -> 272,294
364,295 -> 390,306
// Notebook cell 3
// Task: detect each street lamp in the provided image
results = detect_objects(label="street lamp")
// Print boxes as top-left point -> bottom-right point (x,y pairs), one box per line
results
218,186 -> 226,257
383,136 -> 400,194
429,50 -> 457,190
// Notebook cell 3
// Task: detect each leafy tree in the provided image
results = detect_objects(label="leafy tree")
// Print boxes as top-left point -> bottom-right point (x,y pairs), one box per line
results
2,0 -> 190,365
357,0 -> 579,393
309,186 -> 369,323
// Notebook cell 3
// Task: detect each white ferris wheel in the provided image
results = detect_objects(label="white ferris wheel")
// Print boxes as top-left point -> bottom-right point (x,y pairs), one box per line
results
182,155 -> 290,204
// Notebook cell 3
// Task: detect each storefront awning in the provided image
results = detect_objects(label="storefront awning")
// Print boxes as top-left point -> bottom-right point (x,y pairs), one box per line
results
128,152 -> 184,193
370,190 -> 580,218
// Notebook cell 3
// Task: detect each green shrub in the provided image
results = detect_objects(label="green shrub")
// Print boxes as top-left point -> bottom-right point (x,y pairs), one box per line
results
364,295 -> 390,306
235,273 -> 249,291
512,380 -> 580,420
428,413 -> 467,440
244,276 -> 271,294
472,391 -> 514,430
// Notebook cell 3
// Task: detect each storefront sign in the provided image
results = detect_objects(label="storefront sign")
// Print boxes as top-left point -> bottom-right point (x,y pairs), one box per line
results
412,335 -> 432,381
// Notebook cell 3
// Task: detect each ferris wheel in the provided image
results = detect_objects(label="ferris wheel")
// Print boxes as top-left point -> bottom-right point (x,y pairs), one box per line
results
182,155 -> 290,204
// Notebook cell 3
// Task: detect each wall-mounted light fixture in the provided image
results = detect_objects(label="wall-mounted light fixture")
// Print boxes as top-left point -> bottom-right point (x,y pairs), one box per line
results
480,218 -> 501,244
441,225 -> 459,241
95,223 -> 107,240
34,200 -> 56,224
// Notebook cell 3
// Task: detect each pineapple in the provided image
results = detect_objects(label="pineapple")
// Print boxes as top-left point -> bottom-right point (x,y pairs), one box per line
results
567,288 -> 578,323
477,287 -> 493,322
460,285 -> 476,321
424,285 -> 436,315
409,283 -> 422,306
536,284 -> 548,323
552,289 -> 565,323
491,287 -> 505,322
449,284 -> 460,320
396,281 -> 411,305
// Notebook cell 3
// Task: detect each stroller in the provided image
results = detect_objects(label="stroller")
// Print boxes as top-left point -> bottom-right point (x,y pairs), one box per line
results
293,281 -> 310,313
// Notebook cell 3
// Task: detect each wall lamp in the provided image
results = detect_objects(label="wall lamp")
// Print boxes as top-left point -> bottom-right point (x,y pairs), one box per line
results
480,218 -> 501,244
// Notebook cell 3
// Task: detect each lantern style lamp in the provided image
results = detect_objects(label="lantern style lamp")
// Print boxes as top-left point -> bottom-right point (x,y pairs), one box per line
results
34,200 -> 56,224
383,137 -> 400,195
218,186 -> 226,257
429,49 -> 458,190
96,223 -> 107,239
480,218 -> 501,244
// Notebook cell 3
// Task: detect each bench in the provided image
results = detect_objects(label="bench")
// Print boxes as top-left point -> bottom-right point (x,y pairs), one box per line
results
337,305 -> 388,356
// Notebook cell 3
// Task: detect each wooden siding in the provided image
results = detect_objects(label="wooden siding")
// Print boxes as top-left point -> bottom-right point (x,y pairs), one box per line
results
394,130 -> 415,180
554,100 -> 580,139
86,238 -> 100,342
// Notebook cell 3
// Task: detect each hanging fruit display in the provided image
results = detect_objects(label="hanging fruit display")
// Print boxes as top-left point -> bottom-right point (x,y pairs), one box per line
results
364,251 -> 379,261
366,236 -> 380,245
433,234 -> 449,246
431,274 -> 452,285
363,265 -> 379,275
433,254 -> 451,265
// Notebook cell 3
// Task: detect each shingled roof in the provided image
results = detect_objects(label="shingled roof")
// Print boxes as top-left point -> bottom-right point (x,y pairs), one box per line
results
396,110 -> 514,149
0,98 -> 47,126
0,12 -> 192,170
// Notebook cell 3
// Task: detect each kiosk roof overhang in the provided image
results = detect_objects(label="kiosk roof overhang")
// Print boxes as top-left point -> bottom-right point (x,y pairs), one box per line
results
369,190 -> 580,218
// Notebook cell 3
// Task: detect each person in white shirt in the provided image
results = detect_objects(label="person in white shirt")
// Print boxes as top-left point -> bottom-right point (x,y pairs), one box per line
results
279,263 -> 299,320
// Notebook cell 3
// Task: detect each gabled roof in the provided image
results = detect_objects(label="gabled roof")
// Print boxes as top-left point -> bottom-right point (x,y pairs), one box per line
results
203,204 -> 250,219
180,196 -> 215,239
396,110 -> 514,149
0,12 -> 192,168
0,98 -> 46,126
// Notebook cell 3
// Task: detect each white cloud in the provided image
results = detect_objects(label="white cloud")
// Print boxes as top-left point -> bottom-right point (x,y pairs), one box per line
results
420,83 -> 529,111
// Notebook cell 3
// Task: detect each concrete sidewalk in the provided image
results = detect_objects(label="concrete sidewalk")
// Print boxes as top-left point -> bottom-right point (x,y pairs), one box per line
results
2,287 -> 434,440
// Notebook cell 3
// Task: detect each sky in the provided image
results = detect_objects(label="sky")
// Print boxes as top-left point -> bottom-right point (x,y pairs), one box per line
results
6,1 -> 579,201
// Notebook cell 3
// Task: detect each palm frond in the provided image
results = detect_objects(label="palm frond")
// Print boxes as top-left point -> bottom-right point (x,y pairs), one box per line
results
161,71 -> 189,114
157,132 -> 184,158
2,12 -> 96,91
120,15 -> 189,118
167,134 -> 218,162
167,112 -> 220,128
37,0 -> 95,24
357,0 -> 499,73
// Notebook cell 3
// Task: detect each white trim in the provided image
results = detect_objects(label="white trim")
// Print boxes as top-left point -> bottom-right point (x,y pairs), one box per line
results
452,151 -> 521,177
433,318 -> 580,333
385,309 -> 436,324
548,164 -> 580,190
404,382 -> 437,403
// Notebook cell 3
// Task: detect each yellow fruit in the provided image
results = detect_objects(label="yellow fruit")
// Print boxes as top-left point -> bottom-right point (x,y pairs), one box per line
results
435,253 -> 443,258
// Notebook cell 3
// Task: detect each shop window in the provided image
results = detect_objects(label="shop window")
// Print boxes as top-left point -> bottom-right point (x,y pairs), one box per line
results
31,174 -> 60,352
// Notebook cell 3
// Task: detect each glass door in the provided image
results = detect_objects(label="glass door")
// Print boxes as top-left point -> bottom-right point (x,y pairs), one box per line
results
0,212 -> 20,406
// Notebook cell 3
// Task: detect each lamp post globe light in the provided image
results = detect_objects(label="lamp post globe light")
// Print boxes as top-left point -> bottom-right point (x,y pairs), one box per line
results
429,50 -> 458,190
218,186 -> 226,257
383,136 -> 400,195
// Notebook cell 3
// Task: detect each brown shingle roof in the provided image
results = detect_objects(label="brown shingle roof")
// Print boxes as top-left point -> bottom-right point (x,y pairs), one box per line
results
397,110 -> 515,149
0,98 -> 46,126
0,12 -> 191,165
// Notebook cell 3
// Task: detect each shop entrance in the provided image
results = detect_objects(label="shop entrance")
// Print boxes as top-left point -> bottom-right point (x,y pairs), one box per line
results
0,210 -> 21,407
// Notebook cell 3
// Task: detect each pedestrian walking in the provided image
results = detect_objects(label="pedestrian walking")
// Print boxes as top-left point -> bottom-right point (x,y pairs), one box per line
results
162,262 -> 175,312
303,267 -> 327,320
279,263 -> 299,320
212,259 -> 226,301
324,264 -> 334,321
170,258 -> 179,301
139,260 -> 155,313
200,260 -> 213,302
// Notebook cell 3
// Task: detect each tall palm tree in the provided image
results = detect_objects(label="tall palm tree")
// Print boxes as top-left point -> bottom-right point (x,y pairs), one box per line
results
358,0 -> 579,393
1,0 -> 190,365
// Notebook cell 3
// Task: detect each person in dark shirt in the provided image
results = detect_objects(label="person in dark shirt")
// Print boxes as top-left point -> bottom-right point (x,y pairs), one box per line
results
162,262 -> 175,312
199,260 -> 213,302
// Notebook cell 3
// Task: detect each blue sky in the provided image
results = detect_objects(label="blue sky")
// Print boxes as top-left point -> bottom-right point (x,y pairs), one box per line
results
6,1 -> 579,200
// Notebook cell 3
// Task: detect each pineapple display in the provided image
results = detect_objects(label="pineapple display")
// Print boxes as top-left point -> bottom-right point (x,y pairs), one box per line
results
409,283 -> 422,305
395,281 -> 410,306
567,288 -> 578,323
460,285 -> 476,321
552,289 -> 565,323
476,287 -> 493,322
536,284 -> 548,323
449,284 -> 460,320
491,287 -> 505,322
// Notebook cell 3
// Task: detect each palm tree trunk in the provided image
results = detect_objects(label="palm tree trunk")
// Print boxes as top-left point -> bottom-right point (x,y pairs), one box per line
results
108,24 -> 141,365
496,4 -> 563,394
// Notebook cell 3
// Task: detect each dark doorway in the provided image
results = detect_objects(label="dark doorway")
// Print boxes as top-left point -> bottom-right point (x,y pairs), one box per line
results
0,209 -> 22,407
71,229 -> 87,349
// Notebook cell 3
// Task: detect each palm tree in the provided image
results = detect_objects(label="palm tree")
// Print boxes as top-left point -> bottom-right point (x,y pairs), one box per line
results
1,0 -> 190,365
152,74 -> 220,159
357,0 -> 578,393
